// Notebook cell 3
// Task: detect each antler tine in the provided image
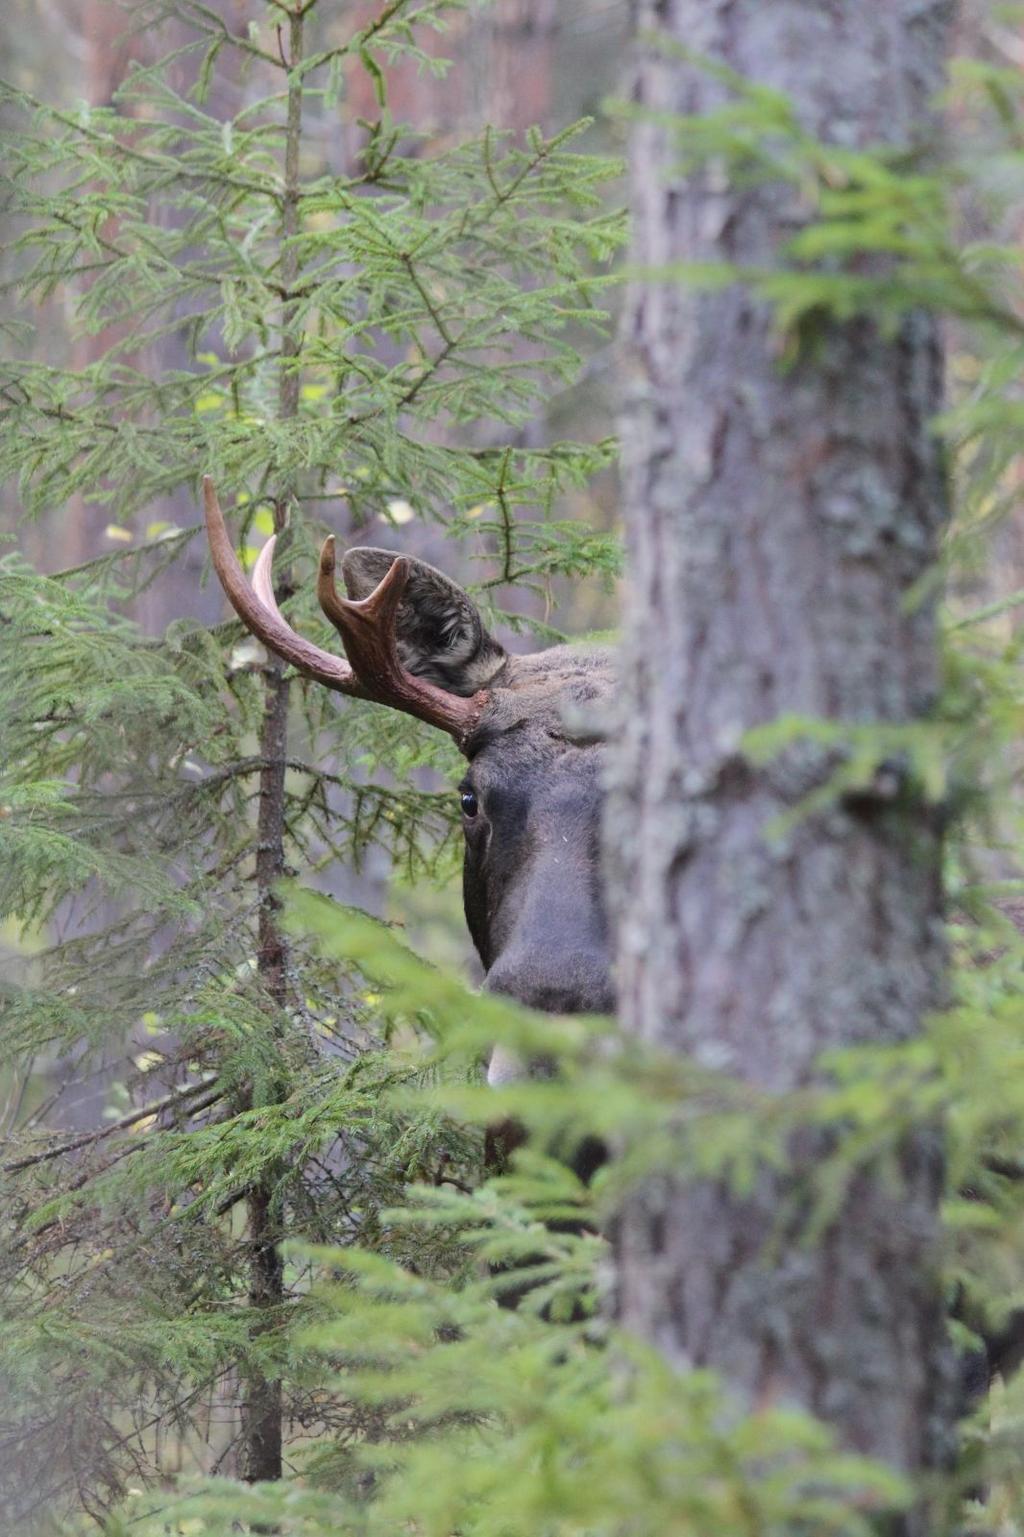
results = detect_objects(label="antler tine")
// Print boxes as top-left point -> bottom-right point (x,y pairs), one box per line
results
251,535 -> 284,623
316,534 -> 488,746
317,534 -> 408,640
203,477 -> 362,695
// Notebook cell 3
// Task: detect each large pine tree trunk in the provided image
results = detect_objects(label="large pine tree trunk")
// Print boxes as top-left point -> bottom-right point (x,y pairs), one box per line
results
607,0 -> 956,1515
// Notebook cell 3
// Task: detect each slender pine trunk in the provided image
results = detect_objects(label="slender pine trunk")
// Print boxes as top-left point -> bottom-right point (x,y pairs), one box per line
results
241,0 -> 306,1489
607,2 -> 957,1527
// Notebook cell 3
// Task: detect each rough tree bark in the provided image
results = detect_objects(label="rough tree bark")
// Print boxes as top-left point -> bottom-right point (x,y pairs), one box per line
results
607,0 -> 956,1521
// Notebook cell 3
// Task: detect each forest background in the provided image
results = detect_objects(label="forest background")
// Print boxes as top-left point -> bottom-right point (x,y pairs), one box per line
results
5,1 -> 1024,1534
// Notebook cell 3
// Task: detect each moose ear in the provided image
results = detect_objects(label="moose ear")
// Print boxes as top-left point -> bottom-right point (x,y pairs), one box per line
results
341,547 -> 507,697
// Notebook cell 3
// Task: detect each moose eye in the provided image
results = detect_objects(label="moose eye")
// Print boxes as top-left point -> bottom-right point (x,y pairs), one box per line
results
459,788 -> 478,819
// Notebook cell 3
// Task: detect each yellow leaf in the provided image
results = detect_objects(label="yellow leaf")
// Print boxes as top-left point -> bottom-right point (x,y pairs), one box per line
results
105,524 -> 132,542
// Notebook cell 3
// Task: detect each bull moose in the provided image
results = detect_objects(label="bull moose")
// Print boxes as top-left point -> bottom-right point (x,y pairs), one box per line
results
203,478 -> 616,1091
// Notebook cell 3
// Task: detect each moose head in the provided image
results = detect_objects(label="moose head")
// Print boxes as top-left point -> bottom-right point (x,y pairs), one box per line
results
203,479 -> 616,1080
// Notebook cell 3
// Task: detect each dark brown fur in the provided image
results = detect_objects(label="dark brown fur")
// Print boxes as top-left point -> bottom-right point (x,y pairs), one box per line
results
343,550 -> 617,1058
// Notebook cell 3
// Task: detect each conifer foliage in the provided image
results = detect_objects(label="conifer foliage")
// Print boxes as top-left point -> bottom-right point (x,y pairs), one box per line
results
8,5 -> 1024,1537
0,0 -> 621,1524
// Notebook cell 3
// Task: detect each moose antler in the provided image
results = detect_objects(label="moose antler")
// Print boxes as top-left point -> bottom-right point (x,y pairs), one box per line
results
202,476 -> 489,747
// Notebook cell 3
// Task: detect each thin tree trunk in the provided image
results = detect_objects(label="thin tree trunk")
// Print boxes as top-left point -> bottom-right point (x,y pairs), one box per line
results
607,0 -> 956,1524
241,604 -> 288,1484
241,0 -> 306,1490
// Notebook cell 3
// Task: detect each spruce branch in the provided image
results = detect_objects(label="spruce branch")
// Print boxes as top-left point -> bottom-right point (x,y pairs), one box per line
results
3,1080 -> 222,1175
